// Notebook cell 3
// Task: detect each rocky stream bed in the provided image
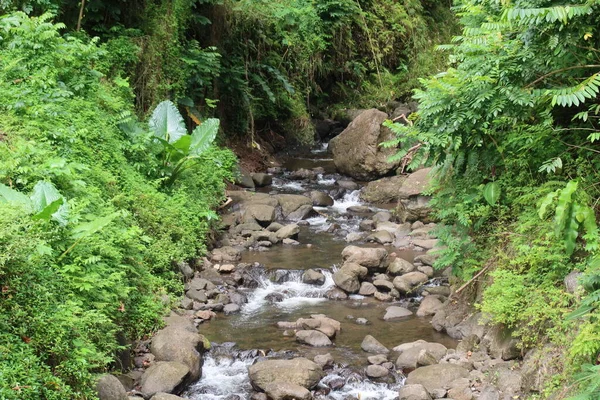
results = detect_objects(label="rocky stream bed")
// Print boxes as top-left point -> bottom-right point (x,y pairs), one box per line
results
97,109 -> 555,400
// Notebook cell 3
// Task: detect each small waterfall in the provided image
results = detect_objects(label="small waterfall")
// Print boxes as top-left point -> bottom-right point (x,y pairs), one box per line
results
317,173 -> 336,186
271,177 -> 306,191
321,372 -> 405,400
329,190 -> 362,213
240,267 -> 335,316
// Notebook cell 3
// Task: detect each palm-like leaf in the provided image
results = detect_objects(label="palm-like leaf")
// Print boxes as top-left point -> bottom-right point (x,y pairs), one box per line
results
149,100 -> 187,143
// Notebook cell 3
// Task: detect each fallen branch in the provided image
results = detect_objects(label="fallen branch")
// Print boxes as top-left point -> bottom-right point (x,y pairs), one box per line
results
454,265 -> 491,296
392,113 -> 413,126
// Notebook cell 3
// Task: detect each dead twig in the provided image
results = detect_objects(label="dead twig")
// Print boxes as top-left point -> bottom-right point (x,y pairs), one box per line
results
454,265 -> 491,296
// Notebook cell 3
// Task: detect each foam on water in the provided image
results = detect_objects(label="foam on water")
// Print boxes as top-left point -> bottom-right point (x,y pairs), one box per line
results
317,173 -> 336,186
272,177 -> 306,192
311,142 -> 329,154
330,190 -> 362,213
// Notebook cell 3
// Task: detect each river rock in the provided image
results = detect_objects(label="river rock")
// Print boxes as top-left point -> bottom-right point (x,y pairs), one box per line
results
326,287 -> 348,300
398,168 -> 432,199
366,230 -> 394,244
337,180 -> 359,190
237,171 -> 255,189
276,194 -> 313,218
394,340 -> 448,369
251,173 -> 273,187
359,282 -> 377,296
447,378 -> 472,400
359,219 -> 375,231
140,361 -> 190,397
482,325 -> 520,360
383,306 -> 412,320
366,364 -> 389,378
345,232 -> 364,242
314,353 -> 334,369
416,296 -> 444,317
211,246 -> 242,262
276,224 -> 300,240
302,269 -> 325,285
393,271 -> 428,294
374,291 -> 393,302
375,221 -> 400,233
373,279 -> 394,292
417,266 -> 434,278
412,239 -> 438,250
414,253 -> 437,267
264,382 -> 311,400
360,176 -> 408,203
248,358 -> 324,391
388,258 -> 415,276
341,245 -> 387,268
242,204 -> 277,226
564,270 -> 582,294
332,262 -> 368,293
417,349 -> 439,367
288,204 -> 317,220
310,191 -> 334,206
296,330 -> 333,347
361,335 -> 389,354
150,314 -> 206,380
398,384 -> 432,400
368,354 -> 388,365
151,394 -> 185,400
372,211 -> 392,222
405,364 -> 469,392
329,109 -> 400,180
96,374 -> 128,400
223,303 -> 241,314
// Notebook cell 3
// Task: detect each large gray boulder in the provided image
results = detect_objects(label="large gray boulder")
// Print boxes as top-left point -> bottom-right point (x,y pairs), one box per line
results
393,271 -> 429,294
275,194 -> 312,218
383,306 -> 413,320
242,204 -> 277,226
398,384 -> 432,400
150,394 -> 185,400
140,361 -> 190,397
361,335 -> 389,354
276,224 -> 300,240
329,109 -> 401,180
252,173 -> 273,187
405,364 -> 469,392
296,330 -> 333,347
387,258 -> 415,276
416,296 -> 444,317
310,191 -> 334,206
332,262 -> 368,293
264,382 -> 311,400
96,374 -> 128,400
150,314 -> 206,381
341,245 -> 388,269
248,358 -> 324,391
398,168 -> 432,199
394,340 -> 447,369
360,176 -> 407,204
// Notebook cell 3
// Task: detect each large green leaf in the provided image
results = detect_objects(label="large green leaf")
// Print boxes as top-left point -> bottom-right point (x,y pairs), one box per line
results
189,118 -> 219,156
71,212 -> 121,240
0,183 -> 32,211
32,198 -> 63,222
483,181 -> 501,206
30,181 -> 69,225
149,100 -> 187,144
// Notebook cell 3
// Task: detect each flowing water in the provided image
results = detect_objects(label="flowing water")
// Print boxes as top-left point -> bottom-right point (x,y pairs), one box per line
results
183,146 -> 456,400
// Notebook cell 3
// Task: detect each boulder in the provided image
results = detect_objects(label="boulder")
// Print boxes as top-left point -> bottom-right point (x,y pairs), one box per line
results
140,361 -> 190,397
296,330 -> 333,347
332,262 -> 368,293
447,378 -> 473,400
412,239 -> 438,250
341,245 -> 387,268
482,325 -> 520,360
276,194 -> 313,218
361,335 -> 389,354
521,344 -> 563,393
396,195 -> 433,223
242,204 -> 276,226
372,211 -> 393,222
393,272 -> 429,294
387,258 -> 415,276
248,358 -> 324,391
263,382 -> 311,400
276,224 -> 300,240
383,306 -> 412,320
366,364 -> 389,378
151,394 -> 185,400
237,171 -> 255,189
326,287 -> 349,300
150,314 -> 205,380
96,374 -> 128,400
373,279 -> 394,292
368,354 -> 388,365
360,176 -> 407,203
394,340 -> 448,370
314,353 -> 334,369
416,296 -> 444,317
223,303 -> 241,314
564,270 -> 582,294
288,205 -> 317,220
329,109 -> 401,180
310,191 -> 334,207
345,232 -> 364,242
366,230 -> 394,245
302,269 -> 326,285
398,168 -> 432,199
398,384 -> 432,400
252,173 -> 273,187
337,180 -> 359,191
405,364 -> 469,392
290,168 -> 317,180
210,246 -> 242,263
359,282 -> 377,296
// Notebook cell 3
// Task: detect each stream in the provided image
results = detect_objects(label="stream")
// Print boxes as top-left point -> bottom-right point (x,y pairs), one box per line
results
181,145 -> 456,400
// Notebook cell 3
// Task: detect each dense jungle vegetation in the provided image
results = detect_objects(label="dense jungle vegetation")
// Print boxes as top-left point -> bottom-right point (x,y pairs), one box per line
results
0,0 -> 454,398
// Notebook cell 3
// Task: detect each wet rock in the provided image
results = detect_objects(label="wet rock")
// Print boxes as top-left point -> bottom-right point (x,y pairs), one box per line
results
276,194 -> 313,218
366,364 -> 389,378
366,230 -> 394,244
412,239 -> 438,250
345,232 -> 364,242
398,384 -> 432,400
405,364 -> 469,392
341,245 -> 388,269
417,349 -> 439,367
368,354 -> 388,365
288,204 -> 318,220
266,293 -> 285,303
423,286 -> 450,297
332,262 -> 368,293
355,318 -> 370,325
267,222 -> 284,232
96,374 -> 128,400
337,180 -> 359,191
314,353 -> 334,369
359,282 -> 377,296
325,376 -> 346,390
251,173 -> 273,187
264,382 -> 311,400
347,205 -> 371,213
447,378 -> 473,400
329,109 -> 400,180
478,385 -> 500,400
302,269 -> 325,285
564,270 -> 582,294
359,219 -> 375,231
414,253 -> 437,267
242,204 -> 276,226
180,297 -> 193,310
248,358 -> 324,391
416,296 -> 444,317
276,224 -> 300,240
151,394 -> 186,400
310,191 -> 334,206
211,246 -> 242,263
194,310 -> 216,320
383,306 -> 412,320
251,393 -> 268,400
388,258 -> 415,276
394,340 -> 448,370
150,314 -> 206,380
140,361 -> 190,397
417,266 -> 434,278
360,176 -> 408,203
296,330 -> 333,347
361,335 -> 389,354
223,303 -> 241,314
290,168 -> 317,181
482,325 -> 520,360
393,272 -> 428,294
282,238 -> 300,245
373,279 -> 394,292
326,287 -> 348,300
374,291 -> 393,302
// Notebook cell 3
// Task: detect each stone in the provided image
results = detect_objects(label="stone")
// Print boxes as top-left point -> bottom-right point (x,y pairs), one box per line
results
564,270 -> 582,294
210,246 -> 242,263
288,204 -> 317,221
296,330 -> 333,347
243,204 -> 277,226
276,194 -> 313,218
417,266 -> 434,278
412,239 -> 438,250
289,168 -> 317,181
96,374 -> 128,400
248,358 -> 324,391
416,296 -> 444,317
376,221 -> 400,233
302,269 -> 326,285
447,378 -> 473,400
361,335 -> 389,354
372,211 -> 393,222
398,384 -> 432,400
341,245 -> 388,268
405,364 -> 469,392
482,325 -> 520,360
347,205 -> 371,213
223,303 -> 241,314
388,258 -> 415,275
276,224 -> 300,240
360,176 -> 408,203
366,364 -> 389,378
393,272 -> 429,294
373,279 -> 394,292
332,262 -> 368,293
310,191 -> 334,206
251,173 -> 273,187
521,344 -> 563,393
282,238 -> 300,245
359,219 -> 375,231
263,382 -> 311,400
394,340 -> 448,370
355,318 -> 370,325
329,109 -> 401,180
337,180 -> 359,190
180,297 -> 193,310
267,222 -> 284,232
414,253 -> 437,267
374,291 -> 392,302
424,286 -> 451,297
345,232 -> 364,242
478,386 -> 500,400
417,349 -> 439,366
368,354 -> 388,365
326,287 -> 348,300
383,306 -> 412,320
237,171 -> 255,189
359,282 -> 377,296
151,394 -> 185,400
177,262 -> 194,280
366,230 -> 394,244
314,353 -> 334,369
398,168 -> 432,199
140,361 -> 190,397
150,314 -> 205,380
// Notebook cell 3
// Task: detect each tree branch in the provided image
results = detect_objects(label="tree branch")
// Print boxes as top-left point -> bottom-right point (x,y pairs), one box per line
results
526,65 -> 600,88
